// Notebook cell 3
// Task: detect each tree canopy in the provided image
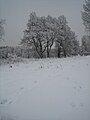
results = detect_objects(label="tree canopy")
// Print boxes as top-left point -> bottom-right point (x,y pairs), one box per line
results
21,12 -> 79,58
82,0 -> 90,32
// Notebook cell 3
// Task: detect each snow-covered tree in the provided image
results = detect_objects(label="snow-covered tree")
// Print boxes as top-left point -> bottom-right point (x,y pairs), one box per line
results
21,12 -> 47,58
0,19 -> 5,41
21,12 -> 79,58
81,35 -> 90,54
66,32 -> 79,56
21,13 -> 56,58
55,15 -> 79,57
82,0 -> 90,33
44,15 -> 56,57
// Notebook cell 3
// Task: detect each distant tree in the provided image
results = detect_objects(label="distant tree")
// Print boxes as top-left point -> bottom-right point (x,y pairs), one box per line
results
55,15 -> 79,57
81,35 -> 90,54
81,0 -> 90,56
67,32 -> 79,56
0,19 -> 5,41
54,15 -> 67,58
82,0 -> 90,33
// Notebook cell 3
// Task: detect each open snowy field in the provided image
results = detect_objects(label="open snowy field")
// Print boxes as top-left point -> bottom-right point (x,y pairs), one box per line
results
0,56 -> 90,120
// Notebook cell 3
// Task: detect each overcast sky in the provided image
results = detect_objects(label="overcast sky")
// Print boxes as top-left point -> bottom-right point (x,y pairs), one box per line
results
0,0 -> 85,46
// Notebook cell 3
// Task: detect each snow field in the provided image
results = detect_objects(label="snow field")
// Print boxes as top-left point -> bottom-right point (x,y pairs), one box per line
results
0,56 -> 90,120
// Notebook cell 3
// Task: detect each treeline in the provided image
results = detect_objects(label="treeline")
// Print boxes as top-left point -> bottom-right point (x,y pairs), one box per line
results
0,41 -> 89,60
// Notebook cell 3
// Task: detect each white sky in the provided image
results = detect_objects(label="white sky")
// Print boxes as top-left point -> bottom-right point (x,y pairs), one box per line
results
0,0 -> 85,46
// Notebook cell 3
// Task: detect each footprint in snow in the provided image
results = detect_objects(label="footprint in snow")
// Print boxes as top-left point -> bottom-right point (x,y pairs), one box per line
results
9,101 -> 13,104
0,99 -> 8,105
34,81 -> 38,84
0,99 -> 13,105
9,65 -> 12,68
70,103 -> 76,108
73,85 -> 83,92
79,86 -> 82,89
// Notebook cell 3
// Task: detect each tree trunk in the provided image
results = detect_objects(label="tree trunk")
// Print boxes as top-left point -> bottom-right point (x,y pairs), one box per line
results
46,41 -> 50,58
40,53 -> 43,59
47,47 -> 50,58
57,47 -> 61,58
63,48 -> 66,57
39,42 -> 43,58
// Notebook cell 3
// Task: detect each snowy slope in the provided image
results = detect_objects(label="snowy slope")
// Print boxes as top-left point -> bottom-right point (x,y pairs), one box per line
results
0,56 -> 90,120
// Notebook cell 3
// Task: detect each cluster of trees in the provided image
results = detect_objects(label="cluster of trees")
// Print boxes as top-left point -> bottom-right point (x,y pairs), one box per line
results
0,0 -> 90,59
20,0 -> 90,58
0,46 -> 13,59
0,46 -> 31,59
21,12 -> 79,58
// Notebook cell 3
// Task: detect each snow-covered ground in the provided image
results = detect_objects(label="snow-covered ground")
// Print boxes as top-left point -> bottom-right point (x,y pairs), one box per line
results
0,56 -> 90,120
